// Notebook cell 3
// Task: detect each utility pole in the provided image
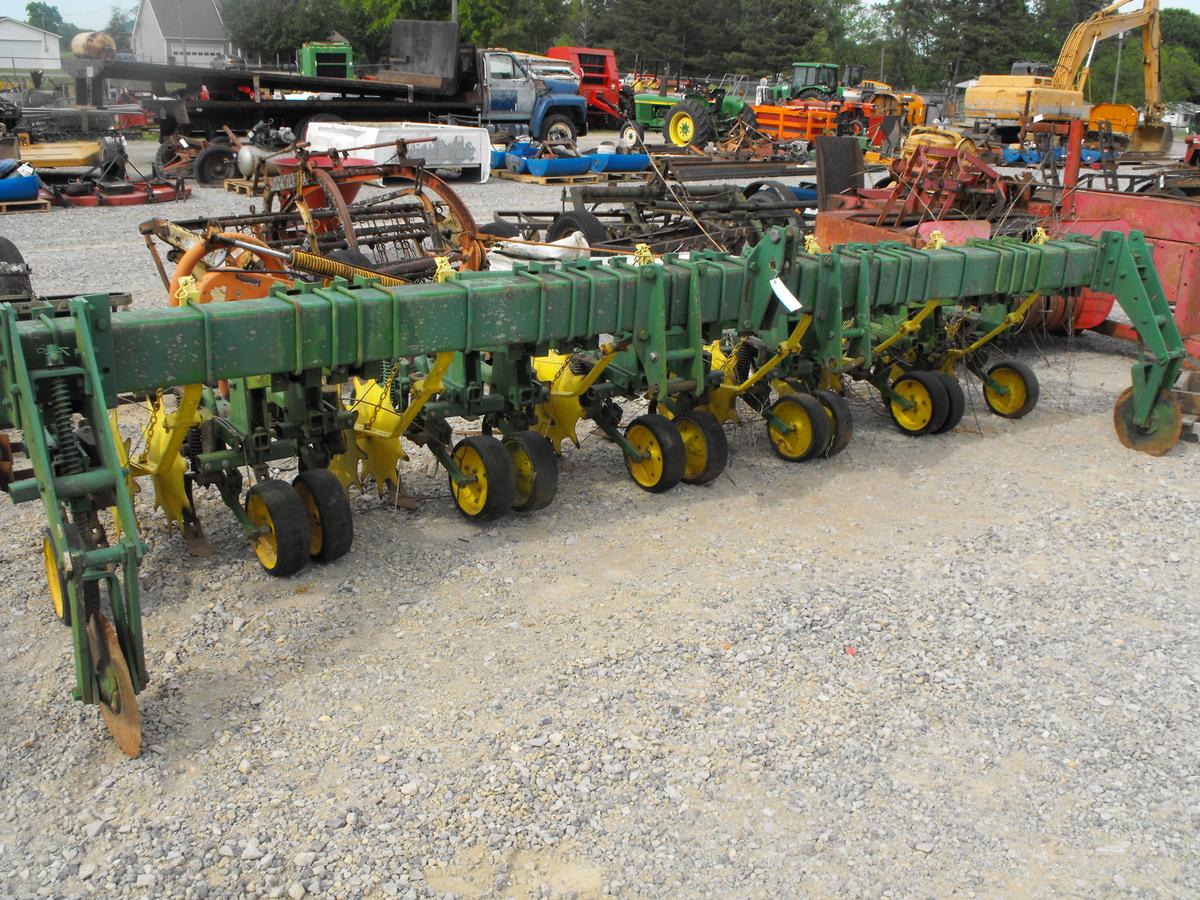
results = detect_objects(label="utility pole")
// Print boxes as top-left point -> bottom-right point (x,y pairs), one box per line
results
178,2 -> 188,66
1112,31 -> 1124,103
451,0 -> 458,23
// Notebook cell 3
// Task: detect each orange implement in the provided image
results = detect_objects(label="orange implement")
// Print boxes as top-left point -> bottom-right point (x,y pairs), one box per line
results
751,104 -> 838,142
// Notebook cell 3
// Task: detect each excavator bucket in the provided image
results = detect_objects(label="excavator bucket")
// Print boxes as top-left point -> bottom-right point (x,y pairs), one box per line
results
1130,122 -> 1174,154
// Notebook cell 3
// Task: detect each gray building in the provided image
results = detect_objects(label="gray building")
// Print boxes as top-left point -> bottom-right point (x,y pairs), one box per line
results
132,0 -> 229,66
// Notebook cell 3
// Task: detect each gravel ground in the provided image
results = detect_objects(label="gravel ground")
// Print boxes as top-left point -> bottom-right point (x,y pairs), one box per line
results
0,140 -> 1197,898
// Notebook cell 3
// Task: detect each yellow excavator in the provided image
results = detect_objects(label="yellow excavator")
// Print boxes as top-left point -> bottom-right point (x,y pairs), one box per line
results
963,0 -> 1172,153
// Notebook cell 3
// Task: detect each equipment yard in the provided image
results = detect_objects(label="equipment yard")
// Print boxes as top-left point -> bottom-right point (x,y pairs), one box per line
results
0,138 -> 1197,897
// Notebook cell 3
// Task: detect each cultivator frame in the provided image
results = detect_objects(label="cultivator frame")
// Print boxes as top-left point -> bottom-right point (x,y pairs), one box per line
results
0,226 -> 1186,755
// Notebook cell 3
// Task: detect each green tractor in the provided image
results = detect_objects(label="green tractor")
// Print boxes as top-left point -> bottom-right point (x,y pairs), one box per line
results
625,85 -> 756,148
764,62 -> 865,102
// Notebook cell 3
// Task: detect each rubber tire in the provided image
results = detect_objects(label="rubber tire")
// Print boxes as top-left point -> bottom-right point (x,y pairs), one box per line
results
292,469 -> 354,563
983,360 -> 1040,419
327,248 -> 375,269
766,393 -> 832,462
192,145 -> 237,186
539,114 -> 577,144
546,210 -> 608,245
795,87 -> 830,101
813,389 -> 853,456
663,96 -> 715,147
624,414 -> 686,493
503,431 -> 559,512
745,179 -> 804,224
888,371 -> 950,436
97,136 -> 126,181
931,372 -> 966,434
299,113 -> 344,141
449,435 -> 517,521
0,236 -> 32,299
620,120 -> 645,148
153,141 -> 175,177
245,480 -> 312,578
479,220 -> 521,238
675,409 -> 728,485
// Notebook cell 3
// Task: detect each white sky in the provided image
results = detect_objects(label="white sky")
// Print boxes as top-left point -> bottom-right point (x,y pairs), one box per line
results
33,0 -> 1200,29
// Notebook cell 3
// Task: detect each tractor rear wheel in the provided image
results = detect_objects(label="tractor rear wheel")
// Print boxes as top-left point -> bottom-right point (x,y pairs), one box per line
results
663,97 -> 715,148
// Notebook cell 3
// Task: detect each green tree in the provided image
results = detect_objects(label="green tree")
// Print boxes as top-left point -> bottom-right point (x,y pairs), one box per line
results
106,5 -> 137,51
1163,8 -> 1200,62
25,2 -> 64,34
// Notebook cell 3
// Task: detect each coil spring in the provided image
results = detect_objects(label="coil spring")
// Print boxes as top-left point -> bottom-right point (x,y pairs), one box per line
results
48,376 -> 84,476
184,425 -> 204,458
568,355 -> 594,376
734,339 -> 771,412
290,250 -> 407,287
379,359 -> 405,409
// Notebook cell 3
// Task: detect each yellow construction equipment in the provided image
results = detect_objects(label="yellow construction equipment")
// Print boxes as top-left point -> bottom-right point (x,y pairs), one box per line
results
963,0 -> 1172,153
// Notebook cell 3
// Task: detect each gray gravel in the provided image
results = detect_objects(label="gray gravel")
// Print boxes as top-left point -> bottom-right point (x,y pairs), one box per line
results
0,140 -> 1197,898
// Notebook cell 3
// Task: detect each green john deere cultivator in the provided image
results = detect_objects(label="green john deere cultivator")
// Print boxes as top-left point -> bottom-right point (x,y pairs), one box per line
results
0,226 -> 1185,754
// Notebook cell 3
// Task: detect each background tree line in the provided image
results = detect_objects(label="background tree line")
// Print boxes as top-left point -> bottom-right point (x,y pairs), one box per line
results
23,0 -> 1200,102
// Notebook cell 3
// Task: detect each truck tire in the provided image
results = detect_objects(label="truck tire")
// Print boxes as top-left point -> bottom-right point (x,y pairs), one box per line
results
539,114 -> 576,144
299,113 -> 343,141
192,145 -> 237,186
663,97 -> 715,147
546,211 -> 608,246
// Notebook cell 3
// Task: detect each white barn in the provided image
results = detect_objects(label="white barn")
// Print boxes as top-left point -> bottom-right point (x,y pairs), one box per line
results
132,0 -> 230,66
0,16 -> 62,70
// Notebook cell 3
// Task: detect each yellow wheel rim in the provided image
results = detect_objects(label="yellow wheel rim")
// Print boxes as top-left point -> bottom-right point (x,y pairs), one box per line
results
43,536 -> 66,621
890,379 -> 934,432
769,402 -> 815,459
669,112 -> 695,145
246,493 -> 279,569
626,423 -> 665,488
508,442 -> 535,507
451,444 -> 489,516
293,484 -> 323,556
986,367 -> 1027,415
676,418 -> 709,481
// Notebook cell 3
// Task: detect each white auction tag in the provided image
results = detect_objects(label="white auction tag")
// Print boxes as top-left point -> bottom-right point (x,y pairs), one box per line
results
770,277 -> 802,313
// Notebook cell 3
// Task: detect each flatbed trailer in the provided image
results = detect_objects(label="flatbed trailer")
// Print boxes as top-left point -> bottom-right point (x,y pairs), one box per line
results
67,58 -> 483,137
